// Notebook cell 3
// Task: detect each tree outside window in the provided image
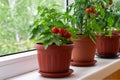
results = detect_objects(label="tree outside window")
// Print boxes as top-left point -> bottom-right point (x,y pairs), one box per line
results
0,0 -> 65,56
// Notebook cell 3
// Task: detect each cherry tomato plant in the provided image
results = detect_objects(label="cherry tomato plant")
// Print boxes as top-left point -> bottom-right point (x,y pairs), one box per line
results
95,0 -> 120,36
69,0 -> 120,39
30,6 -> 76,49
69,0 -> 100,41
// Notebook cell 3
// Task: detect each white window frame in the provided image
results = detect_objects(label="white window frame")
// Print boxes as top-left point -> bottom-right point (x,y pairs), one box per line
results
0,51 -> 39,80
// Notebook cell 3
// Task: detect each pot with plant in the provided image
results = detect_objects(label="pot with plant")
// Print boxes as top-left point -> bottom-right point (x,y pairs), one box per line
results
30,6 -> 75,78
112,0 -> 120,52
95,0 -> 120,58
69,0 -> 100,66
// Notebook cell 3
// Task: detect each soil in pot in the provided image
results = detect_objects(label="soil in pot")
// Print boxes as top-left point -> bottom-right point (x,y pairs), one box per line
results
35,43 -> 73,78
71,35 -> 97,67
96,35 -> 120,58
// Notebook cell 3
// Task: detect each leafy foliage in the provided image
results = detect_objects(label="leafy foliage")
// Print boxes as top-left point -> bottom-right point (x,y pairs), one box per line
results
69,0 -> 120,39
95,0 -> 120,36
69,0 -> 100,41
30,6 -> 76,49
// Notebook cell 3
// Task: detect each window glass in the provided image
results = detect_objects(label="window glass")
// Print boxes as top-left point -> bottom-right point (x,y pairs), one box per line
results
0,0 -> 65,56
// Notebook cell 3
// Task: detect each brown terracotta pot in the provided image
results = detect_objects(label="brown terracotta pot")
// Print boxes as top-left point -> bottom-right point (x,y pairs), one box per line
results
112,30 -> 120,52
35,43 -> 73,78
71,35 -> 97,66
96,35 -> 120,58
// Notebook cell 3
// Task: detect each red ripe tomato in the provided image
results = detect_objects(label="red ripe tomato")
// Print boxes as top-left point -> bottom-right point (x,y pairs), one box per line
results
109,2 -> 112,5
86,8 -> 91,14
64,32 -> 72,38
52,27 -> 59,34
59,28 -> 67,36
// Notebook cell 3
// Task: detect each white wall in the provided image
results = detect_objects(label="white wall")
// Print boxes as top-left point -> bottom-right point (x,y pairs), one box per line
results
68,0 -> 74,5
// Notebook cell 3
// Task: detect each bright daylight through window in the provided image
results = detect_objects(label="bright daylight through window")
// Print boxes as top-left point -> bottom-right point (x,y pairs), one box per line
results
0,0 -> 65,56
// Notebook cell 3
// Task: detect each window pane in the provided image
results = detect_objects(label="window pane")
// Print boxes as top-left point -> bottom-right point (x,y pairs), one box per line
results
0,0 -> 65,56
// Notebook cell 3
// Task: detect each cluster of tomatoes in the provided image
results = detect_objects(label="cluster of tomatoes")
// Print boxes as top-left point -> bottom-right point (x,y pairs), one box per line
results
52,27 -> 72,38
102,2 -> 113,9
85,6 -> 97,14
86,2 -> 112,14
109,2 -> 112,5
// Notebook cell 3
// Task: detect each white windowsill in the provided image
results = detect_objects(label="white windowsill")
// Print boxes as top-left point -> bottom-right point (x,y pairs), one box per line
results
0,50 -> 39,80
5,54 -> 120,80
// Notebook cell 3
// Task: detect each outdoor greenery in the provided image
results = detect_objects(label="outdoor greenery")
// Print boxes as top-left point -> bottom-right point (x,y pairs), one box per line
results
0,0 -> 64,56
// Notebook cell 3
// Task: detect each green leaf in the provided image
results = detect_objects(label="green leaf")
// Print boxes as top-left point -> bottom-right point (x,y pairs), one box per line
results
37,6 -> 42,13
53,35 -> 61,46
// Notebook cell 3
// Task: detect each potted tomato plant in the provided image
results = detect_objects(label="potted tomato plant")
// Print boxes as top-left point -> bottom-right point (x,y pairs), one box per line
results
30,5 -> 75,78
68,0 -> 100,66
112,1 -> 120,52
95,0 -> 120,58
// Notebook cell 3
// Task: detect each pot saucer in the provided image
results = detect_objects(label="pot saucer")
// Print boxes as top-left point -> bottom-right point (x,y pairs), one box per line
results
96,53 -> 120,59
71,60 -> 97,67
39,69 -> 73,78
